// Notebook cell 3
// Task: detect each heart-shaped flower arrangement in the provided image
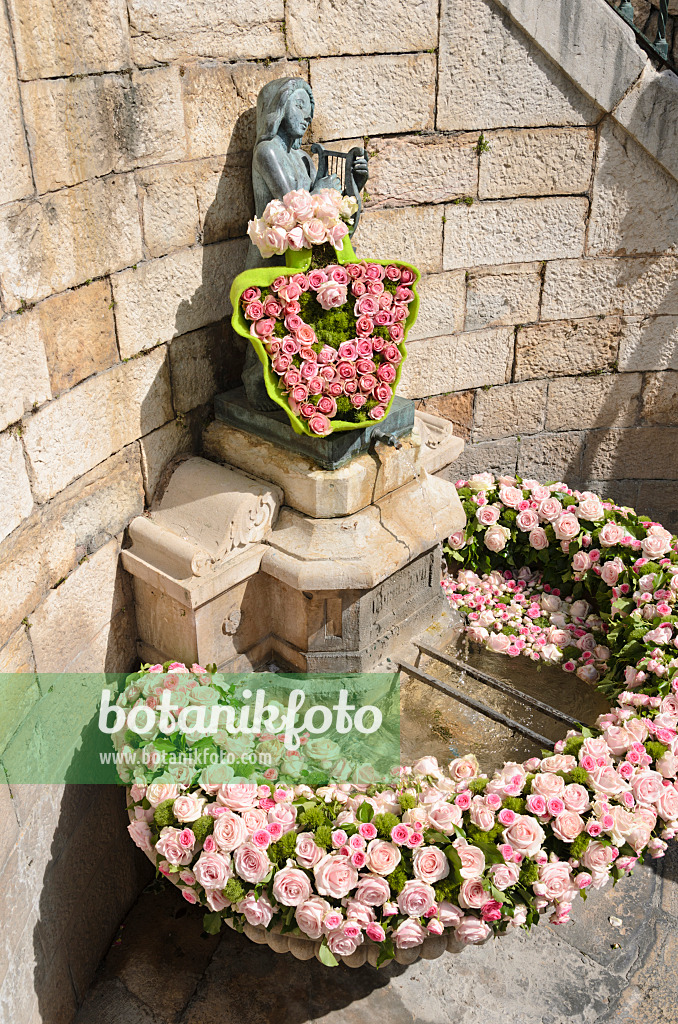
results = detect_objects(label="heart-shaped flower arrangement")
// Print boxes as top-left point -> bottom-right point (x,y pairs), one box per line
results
230,191 -> 420,436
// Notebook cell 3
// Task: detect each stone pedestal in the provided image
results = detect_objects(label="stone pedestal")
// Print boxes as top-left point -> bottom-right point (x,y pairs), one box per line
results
122,413 -> 465,672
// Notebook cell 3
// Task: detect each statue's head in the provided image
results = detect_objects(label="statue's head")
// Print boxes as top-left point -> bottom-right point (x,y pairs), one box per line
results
256,77 -> 314,150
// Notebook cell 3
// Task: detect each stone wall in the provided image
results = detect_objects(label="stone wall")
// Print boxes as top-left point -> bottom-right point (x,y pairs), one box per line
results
0,0 -> 677,1018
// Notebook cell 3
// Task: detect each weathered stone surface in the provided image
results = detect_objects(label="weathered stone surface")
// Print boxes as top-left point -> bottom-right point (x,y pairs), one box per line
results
310,55 -> 436,140
29,536 -> 130,672
636,480 -> 678,532
0,4 -> 33,206
0,661 -> 40,753
368,135 -> 478,208
398,327 -> 514,398
588,119 -> 678,258
21,347 -> 172,502
473,380 -> 546,441
541,257 -> 678,320
640,370 -> 678,425
183,59 -> 306,161
618,315 -> 678,370
22,68 -> 186,193
442,435 -> 519,480
0,314 -> 51,432
139,417 -> 197,503
196,152 -> 253,244
204,420 -> 422,518
583,427 -> 678,480
546,373 -> 642,431
286,0 -> 437,56
479,128 -> 595,199
7,0 -> 130,79
417,391 -> 475,441
614,65 -> 678,187
465,263 -> 541,330
353,206 -> 443,274
136,163 -> 200,258
437,0 -> 600,131
408,272 -> 465,341
518,430 -> 585,481
0,174 -> 143,310
0,433 -> 33,544
0,783 -> 19,873
0,445 -> 144,639
443,197 -> 588,270
515,317 -> 622,379
128,0 -> 285,64
39,280 -> 118,395
112,238 -> 247,358
170,323 -> 227,414
0,626 -> 34,673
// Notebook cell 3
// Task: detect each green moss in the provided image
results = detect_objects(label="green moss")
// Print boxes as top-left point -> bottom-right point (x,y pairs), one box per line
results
153,799 -> 178,829
314,825 -> 333,849
192,816 -> 215,843
563,735 -> 585,757
503,797 -> 526,814
466,822 -> 503,844
386,864 -> 409,895
645,741 -> 669,762
468,778 -> 488,795
569,832 -> 591,860
268,830 -> 298,864
223,879 -> 246,904
298,806 -> 329,830
398,793 -> 417,811
434,878 -> 460,902
519,860 -> 539,886
569,767 -> 590,785
373,812 -> 400,840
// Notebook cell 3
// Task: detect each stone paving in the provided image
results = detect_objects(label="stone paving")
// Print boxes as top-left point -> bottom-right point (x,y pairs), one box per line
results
73,843 -> 678,1024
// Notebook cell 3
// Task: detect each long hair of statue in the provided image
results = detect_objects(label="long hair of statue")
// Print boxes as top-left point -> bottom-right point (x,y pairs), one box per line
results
255,78 -> 315,151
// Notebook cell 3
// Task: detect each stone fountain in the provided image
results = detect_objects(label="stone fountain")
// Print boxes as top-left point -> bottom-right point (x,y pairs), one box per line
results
121,77 -> 465,673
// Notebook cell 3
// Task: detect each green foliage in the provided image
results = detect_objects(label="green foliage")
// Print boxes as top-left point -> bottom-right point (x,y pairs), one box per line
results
519,860 -> 539,886
153,799 -> 178,829
569,767 -> 590,785
386,863 -> 409,895
468,777 -> 489,794
373,812 -> 399,840
203,912 -> 223,935
191,815 -> 215,843
569,832 -> 591,860
398,792 -> 417,811
314,825 -> 333,849
503,797 -> 527,814
298,805 -> 329,830
268,831 -> 298,863
476,132 -> 491,155
645,741 -> 669,762
434,877 -> 460,902
563,735 -> 585,757
223,879 -> 246,904
466,822 -> 503,844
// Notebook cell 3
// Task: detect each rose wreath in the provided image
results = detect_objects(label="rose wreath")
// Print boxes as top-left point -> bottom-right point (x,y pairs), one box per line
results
121,476 -> 678,967
230,189 -> 420,437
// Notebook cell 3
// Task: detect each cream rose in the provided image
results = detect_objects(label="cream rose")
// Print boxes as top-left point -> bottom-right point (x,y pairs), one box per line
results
295,831 -> 325,869
484,524 -> 511,552
455,917 -> 492,944
233,842 -> 271,883
314,853 -> 359,898
173,793 -> 207,823
502,815 -> 546,858
412,845 -> 450,884
272,866 -> 312,906
214,811 -> 248,852
295,896 -> 331,939
194,851 -> 232,890
238,891 -> 275,928
393,918 -> 427,949
216,783 -> 258,812
355,874 -> 391,906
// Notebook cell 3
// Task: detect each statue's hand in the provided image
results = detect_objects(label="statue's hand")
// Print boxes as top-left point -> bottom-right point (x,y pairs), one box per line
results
352,154 -> 369,192
315,173 -> 342,192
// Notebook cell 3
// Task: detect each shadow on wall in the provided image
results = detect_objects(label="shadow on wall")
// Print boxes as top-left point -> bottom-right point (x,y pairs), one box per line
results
558,129 -> 678,530
174,109 -> 257,399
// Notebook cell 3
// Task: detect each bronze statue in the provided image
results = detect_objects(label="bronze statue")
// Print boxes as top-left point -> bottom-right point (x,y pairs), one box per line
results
242,77 -> 369,410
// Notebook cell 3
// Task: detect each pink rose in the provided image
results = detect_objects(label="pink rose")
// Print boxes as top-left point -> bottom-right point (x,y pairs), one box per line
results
572,550 -> 592,573
455,917 -> 492,944
238,891 -> 275,928
314,854 -> 359,898
368,405 -> 386,420
302,218 -> 328,247
316,280 -> 348,311
601,557 -> 624,586
283,189 -> 315,221
127,820 -> 153,853
529,527 -> 549,550
308,412 -> 332,436
657,785 -> 678,821
582,840 -> 616,871
599,521 -> 626,547
355,874 -> 391,906
393,918 -> 427,949
554,513 -> 580,541
146,782 -> 180,807
487,633 -> 511,654
327,923 -> 364,957
484,525 -> 511,552
552,811 -> 585,843
563,784 -> 591,813
397,880 -> 436,917
489,862 -> 520,890
632,771 -> 664,806
272,866 -> 313,906
155,826 -> 194,867
173,793 -> 207,823
516,508 -> 540,532
295,896 -> 331,939
213,811 -> 248,851
233,842 -> 271,884
476,504 -> 501,527
498,485 -> 523,508
427,801 -> 463,835
456,842 -> 486,879
412,845 -> 450,884
535,861 -> 576,902
366,839 -> 401,876
295,831 -> 325,869
459,879 -> 491,909
194,851 -> 232,890
538,497 -> 562,522
502,815 -> 546,858
376,362 -> 397,384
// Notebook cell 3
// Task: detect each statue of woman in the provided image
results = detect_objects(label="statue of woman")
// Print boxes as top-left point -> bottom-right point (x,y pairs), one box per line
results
242,76 -> 368,410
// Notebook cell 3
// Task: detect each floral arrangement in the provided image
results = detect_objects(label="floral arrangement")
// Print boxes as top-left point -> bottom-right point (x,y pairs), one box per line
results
231,188 -> 420,437
247,188 -> 358,259
238,263 -> 414,436
444,473 -> 678,702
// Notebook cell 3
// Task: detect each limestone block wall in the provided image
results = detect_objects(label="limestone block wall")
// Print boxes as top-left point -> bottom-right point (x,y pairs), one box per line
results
0,0 -> 676,1018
